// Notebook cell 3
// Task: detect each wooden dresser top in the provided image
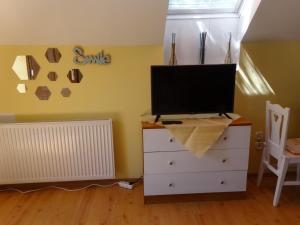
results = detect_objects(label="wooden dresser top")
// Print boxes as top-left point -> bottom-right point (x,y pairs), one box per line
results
142,117 -> 251,129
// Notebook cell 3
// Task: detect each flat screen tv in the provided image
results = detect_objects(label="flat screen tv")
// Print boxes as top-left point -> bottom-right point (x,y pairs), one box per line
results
151,64 -> 236,118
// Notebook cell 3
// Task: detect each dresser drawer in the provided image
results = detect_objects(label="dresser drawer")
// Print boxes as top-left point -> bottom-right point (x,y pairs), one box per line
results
144,149 -> 249,174
144,171 -> 247,196
143,126 -> 251,152
143,129 -> 184,152
212,126 -> 251,150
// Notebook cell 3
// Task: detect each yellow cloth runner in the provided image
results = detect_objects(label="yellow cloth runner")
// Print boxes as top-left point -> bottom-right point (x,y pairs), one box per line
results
163,118 -> 232,158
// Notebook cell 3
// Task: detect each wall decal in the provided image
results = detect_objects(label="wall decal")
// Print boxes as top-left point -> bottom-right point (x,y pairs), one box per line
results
73,47 -> 111,65
17,84 -> 27,94
12,55 -> 40,80
45,48 -> 62,63
67,69 -> 83,83
61,88 -> 71,97
47,72 -> 58,81
35,86 -> 51,100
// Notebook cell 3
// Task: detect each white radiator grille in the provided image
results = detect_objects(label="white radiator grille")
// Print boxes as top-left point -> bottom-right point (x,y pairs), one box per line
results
0,120 -> 115,184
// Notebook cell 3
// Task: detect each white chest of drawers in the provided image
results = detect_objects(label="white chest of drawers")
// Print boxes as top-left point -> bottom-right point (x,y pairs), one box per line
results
142,118 -> 251,203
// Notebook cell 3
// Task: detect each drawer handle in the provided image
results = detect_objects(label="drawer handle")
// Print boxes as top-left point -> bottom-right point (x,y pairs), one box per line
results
220,180 -> 225,185
168,183 -> 174,187
221,159 -> 227,163
168,161 -> 175,166
169,137 -> 175,143
223,136 -> 228,141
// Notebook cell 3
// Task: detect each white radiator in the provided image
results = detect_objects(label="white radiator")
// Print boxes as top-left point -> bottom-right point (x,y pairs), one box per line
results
0,119 -> 115,184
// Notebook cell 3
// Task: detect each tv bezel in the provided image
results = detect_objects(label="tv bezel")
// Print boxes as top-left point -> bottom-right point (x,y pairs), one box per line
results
151,64 -> 236,116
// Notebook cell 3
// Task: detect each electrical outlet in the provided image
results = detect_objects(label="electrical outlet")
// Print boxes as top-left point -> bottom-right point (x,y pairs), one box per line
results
255,142 -> 264,150
255,131 -> 265,150
255,131 -> 264,142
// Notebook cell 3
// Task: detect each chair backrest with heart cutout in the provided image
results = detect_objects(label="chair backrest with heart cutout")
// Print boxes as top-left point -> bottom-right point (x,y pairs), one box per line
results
265,101 -> 290,160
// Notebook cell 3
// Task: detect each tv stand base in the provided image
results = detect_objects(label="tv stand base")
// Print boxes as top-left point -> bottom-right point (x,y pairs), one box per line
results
219,113 -> 232,119
154,115 -> 161,123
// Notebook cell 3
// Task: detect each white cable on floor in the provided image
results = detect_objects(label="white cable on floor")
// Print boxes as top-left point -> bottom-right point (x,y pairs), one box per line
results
0,177 -> 143,194
0,182 -> 119,194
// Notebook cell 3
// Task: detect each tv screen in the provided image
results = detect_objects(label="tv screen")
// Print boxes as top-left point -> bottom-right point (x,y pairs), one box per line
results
151,64 -> 236,115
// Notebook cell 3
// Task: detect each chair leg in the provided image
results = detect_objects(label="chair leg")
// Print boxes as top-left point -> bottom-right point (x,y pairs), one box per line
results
273,158 -> 289,207
297,164 -> 300,181
257,149 -> 267,187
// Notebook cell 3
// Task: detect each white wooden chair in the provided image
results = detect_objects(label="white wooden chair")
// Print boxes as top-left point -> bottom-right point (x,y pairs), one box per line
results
257,101 -> 300,206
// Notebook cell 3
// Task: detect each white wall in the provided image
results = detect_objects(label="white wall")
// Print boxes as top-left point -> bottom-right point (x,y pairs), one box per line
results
164,17 -> 240,65
0,0 -> 169,45
243,0 -> 300,41
163,0 -> 261,65
239,0 -> 261,41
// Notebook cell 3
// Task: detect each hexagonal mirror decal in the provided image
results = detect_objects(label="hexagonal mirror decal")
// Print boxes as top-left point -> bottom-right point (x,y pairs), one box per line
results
47,72 -> 58,81
35,86 -> 51,100
16,83 -> 27,94
61,88 -> 71,97
45,48 -> 62,63
12,55 -> 40,80
67,69 -> 83,83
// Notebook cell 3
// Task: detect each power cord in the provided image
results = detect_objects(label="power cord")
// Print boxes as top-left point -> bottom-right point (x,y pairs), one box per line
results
0,182 -> 119,194
0,177 -> 143,194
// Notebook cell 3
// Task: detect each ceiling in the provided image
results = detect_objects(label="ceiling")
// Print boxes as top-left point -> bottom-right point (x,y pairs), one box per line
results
3,0 -> 298,45
243,0 -> 300,42
0,0 -> 169,45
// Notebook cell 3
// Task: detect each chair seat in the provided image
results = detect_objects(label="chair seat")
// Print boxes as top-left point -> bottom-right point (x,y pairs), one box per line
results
286,138 -> 300,155
284,150 -> 300,158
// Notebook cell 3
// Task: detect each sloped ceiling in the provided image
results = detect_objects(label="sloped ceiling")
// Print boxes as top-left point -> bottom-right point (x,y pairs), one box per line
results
0,0 -> 169,45
243,0 -> 300,42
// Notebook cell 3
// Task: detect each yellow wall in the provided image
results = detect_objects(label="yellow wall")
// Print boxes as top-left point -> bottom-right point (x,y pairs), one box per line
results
236,42 -> 300,173
0,45 -> 163,178
2,42 -> 298,177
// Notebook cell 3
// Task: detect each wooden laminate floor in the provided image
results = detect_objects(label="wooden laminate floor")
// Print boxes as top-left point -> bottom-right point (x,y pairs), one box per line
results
0,177 -> 300,225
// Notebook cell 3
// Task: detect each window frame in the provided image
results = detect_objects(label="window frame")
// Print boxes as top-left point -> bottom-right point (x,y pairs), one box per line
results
168,0 -> 244,15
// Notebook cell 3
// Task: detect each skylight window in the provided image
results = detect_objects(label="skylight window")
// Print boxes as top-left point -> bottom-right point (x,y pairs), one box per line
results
168,0 -> 243,15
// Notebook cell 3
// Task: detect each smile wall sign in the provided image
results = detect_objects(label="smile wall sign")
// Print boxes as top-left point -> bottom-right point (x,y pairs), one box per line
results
73,47 -> 111,65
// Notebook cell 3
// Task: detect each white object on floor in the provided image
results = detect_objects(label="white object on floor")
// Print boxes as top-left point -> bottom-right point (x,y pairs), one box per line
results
118,181 -> 133,190
257,101 -> 300,207
0,182 -> 119,194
